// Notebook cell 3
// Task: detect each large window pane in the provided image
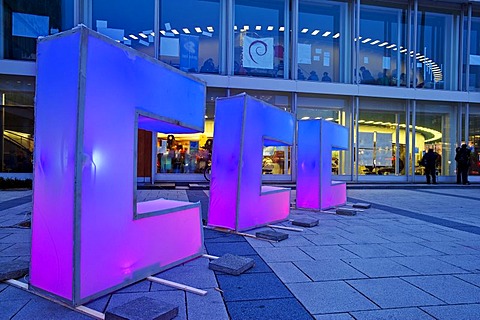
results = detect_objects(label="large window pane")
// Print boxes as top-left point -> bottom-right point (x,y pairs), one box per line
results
357,98 -> 406,177
298,0 -> 347,83
359,2 -> 407,87
159,0 -> 221,74
93,0 -> 155,57
234,0 -> 285,78
469,16 -> 480,91
0,75 -> 35,173
2,0 -> 74,60
468,105 -> 480,175
416,7 -> 456,90
414,102 -> 457,179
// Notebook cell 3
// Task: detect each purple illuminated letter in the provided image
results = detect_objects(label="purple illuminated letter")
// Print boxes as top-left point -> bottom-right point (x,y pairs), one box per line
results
30,26 -> 206,305
297,119 -> 348,210
208,94 -> 294,231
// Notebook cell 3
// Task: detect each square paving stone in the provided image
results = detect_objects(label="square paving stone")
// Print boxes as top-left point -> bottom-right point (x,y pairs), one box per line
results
304,234 -> 354,246
292,218 -> 319,227
254,247 -> 314,262
227,298 -> 311,320
419,242 -> 480,255
271,235 -> 316,247
391,256 -> 468,275
242,255 -> 271,274
216,272 -> 292,302
205,241 -> 257,256
209,254 -> 255,275
256,230 -> 289,241
314,314 -> 354,320
150,264 -> 217,291
347,278 -> 443,308
13,296 -> 91,320
0,259 -> 29,281
105,296 -> 178,320
381,243 -> 444,256
351,307 -> 433,320
342,258 -> 419,278
186,289 -> 228,320
300,245 -> 359,260
294,259 -> 367,281
287,281 -> 378,314
339,244 -> 401,258
455,273 -> 480,287
421,304 -> 480,320
0,298 -> 30,319
402,275 -> 480,304
268,262 -> 311,283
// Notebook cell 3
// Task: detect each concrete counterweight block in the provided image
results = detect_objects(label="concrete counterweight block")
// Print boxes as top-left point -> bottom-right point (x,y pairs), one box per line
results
0,260 -> 29,281
209,254 -> 255,275
353,203 -> 371,209
105,297 -> 178,320
336,208 -> 357,216
256,230 -> 289,241
291,217 -> 319,228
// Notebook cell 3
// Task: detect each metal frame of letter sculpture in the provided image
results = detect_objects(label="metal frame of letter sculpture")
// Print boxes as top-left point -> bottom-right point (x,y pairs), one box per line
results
30,26 -> 206,306
297,119 -> 348,210
208,93 -> 294,231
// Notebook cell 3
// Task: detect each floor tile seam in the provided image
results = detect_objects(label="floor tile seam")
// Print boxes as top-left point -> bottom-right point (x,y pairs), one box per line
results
312,306 -> 433,317
396,277 -> 450,305
290,261 -> 315,282
100,294 -> 113,314
412,189 -> 480,202
336,243 -> 401,259
0,196 -> 33,213
0,242 -> 15,252
9,297 -> 33,319
377,242 -> 446,257
347,197 -> 480,236
339,257 -> 419,277
342,280 -> 382,310
451,274 -> 480,289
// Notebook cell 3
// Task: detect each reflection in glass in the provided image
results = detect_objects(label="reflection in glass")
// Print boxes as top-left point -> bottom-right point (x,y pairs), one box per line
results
468,106 -> 480,176
159,0 -> 220,73
93,0 -> 154,57
234,0 -> 285,78
0,75 -> 35,172
2,0 -> 74,60
414,103 -> 456,178
469,16 -> 480,91
359,3 -> 407,87
298,0 -> 346,83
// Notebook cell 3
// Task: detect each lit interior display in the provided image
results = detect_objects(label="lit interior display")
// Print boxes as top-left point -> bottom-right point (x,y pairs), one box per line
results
208,93 -> 294,231
30,26 -> 205,306
297,119 -> 348,210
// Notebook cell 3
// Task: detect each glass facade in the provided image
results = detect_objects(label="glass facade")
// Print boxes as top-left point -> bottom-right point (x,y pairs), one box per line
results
298,0 -> 347,83
234,0 -> 285,78
159,0 -> 221,73
1,0 -> 74,60
2,0 -> 480,182
93,0 -> 155,57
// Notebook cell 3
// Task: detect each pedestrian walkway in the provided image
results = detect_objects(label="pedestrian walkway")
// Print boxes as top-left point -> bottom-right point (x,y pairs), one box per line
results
1,187 -> 480,319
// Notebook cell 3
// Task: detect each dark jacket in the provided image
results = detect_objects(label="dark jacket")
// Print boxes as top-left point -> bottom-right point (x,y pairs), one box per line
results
421,150 -> 438,167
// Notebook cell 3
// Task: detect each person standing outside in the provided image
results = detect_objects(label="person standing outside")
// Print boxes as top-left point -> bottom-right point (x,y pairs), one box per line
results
421,148 -> 439,184
455,144 -> 471,185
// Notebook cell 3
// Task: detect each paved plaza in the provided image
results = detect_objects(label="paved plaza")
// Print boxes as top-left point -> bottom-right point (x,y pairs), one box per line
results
1,185 -> 480,319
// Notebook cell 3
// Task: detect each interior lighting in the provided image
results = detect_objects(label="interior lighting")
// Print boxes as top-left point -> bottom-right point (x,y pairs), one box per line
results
315,117 -> 321,119
370,40 -> 380,45
243,25 -> 249,31
123,36 -> 128,41
139,33 -> 147,38
267,26 -> 274,31
129,34 -> 138,40
183,28 -> 190,34
171,29 -> 179,35
333,33 -> 340,38
150,32 -> 155,36
362,38 -> 371,43
393,48 -> 398,51
378,41 -> 388,47
311,30 -> 320,35
365,120 -> 374,124
322,31 -> 331,37
301,116 -> 310,120
400,49 -> 407,53
256,25 -> 262,31
195,27 -> 202,33
234,25 -> 238,30
279,26 -> 285,31
301,28 -> 309,33
207,26 -> 214,32
160,30 -> 166,35
387,44 -> 396,49
326,117 -> 334,121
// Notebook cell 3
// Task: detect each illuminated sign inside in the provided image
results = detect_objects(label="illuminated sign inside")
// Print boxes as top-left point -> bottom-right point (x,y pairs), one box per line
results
30,26 -> 205,306
208,94 -> 294,231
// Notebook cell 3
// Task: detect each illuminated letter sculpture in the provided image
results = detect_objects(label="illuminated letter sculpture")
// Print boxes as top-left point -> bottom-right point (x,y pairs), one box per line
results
30,26 -> 206,305
297,119 -> 348,210
208,94 -> 294,231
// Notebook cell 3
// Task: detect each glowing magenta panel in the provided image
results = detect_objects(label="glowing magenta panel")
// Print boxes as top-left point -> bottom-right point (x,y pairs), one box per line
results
30,26 -> 205,305
208,94 -> 294,231
297,119 -> 348,210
